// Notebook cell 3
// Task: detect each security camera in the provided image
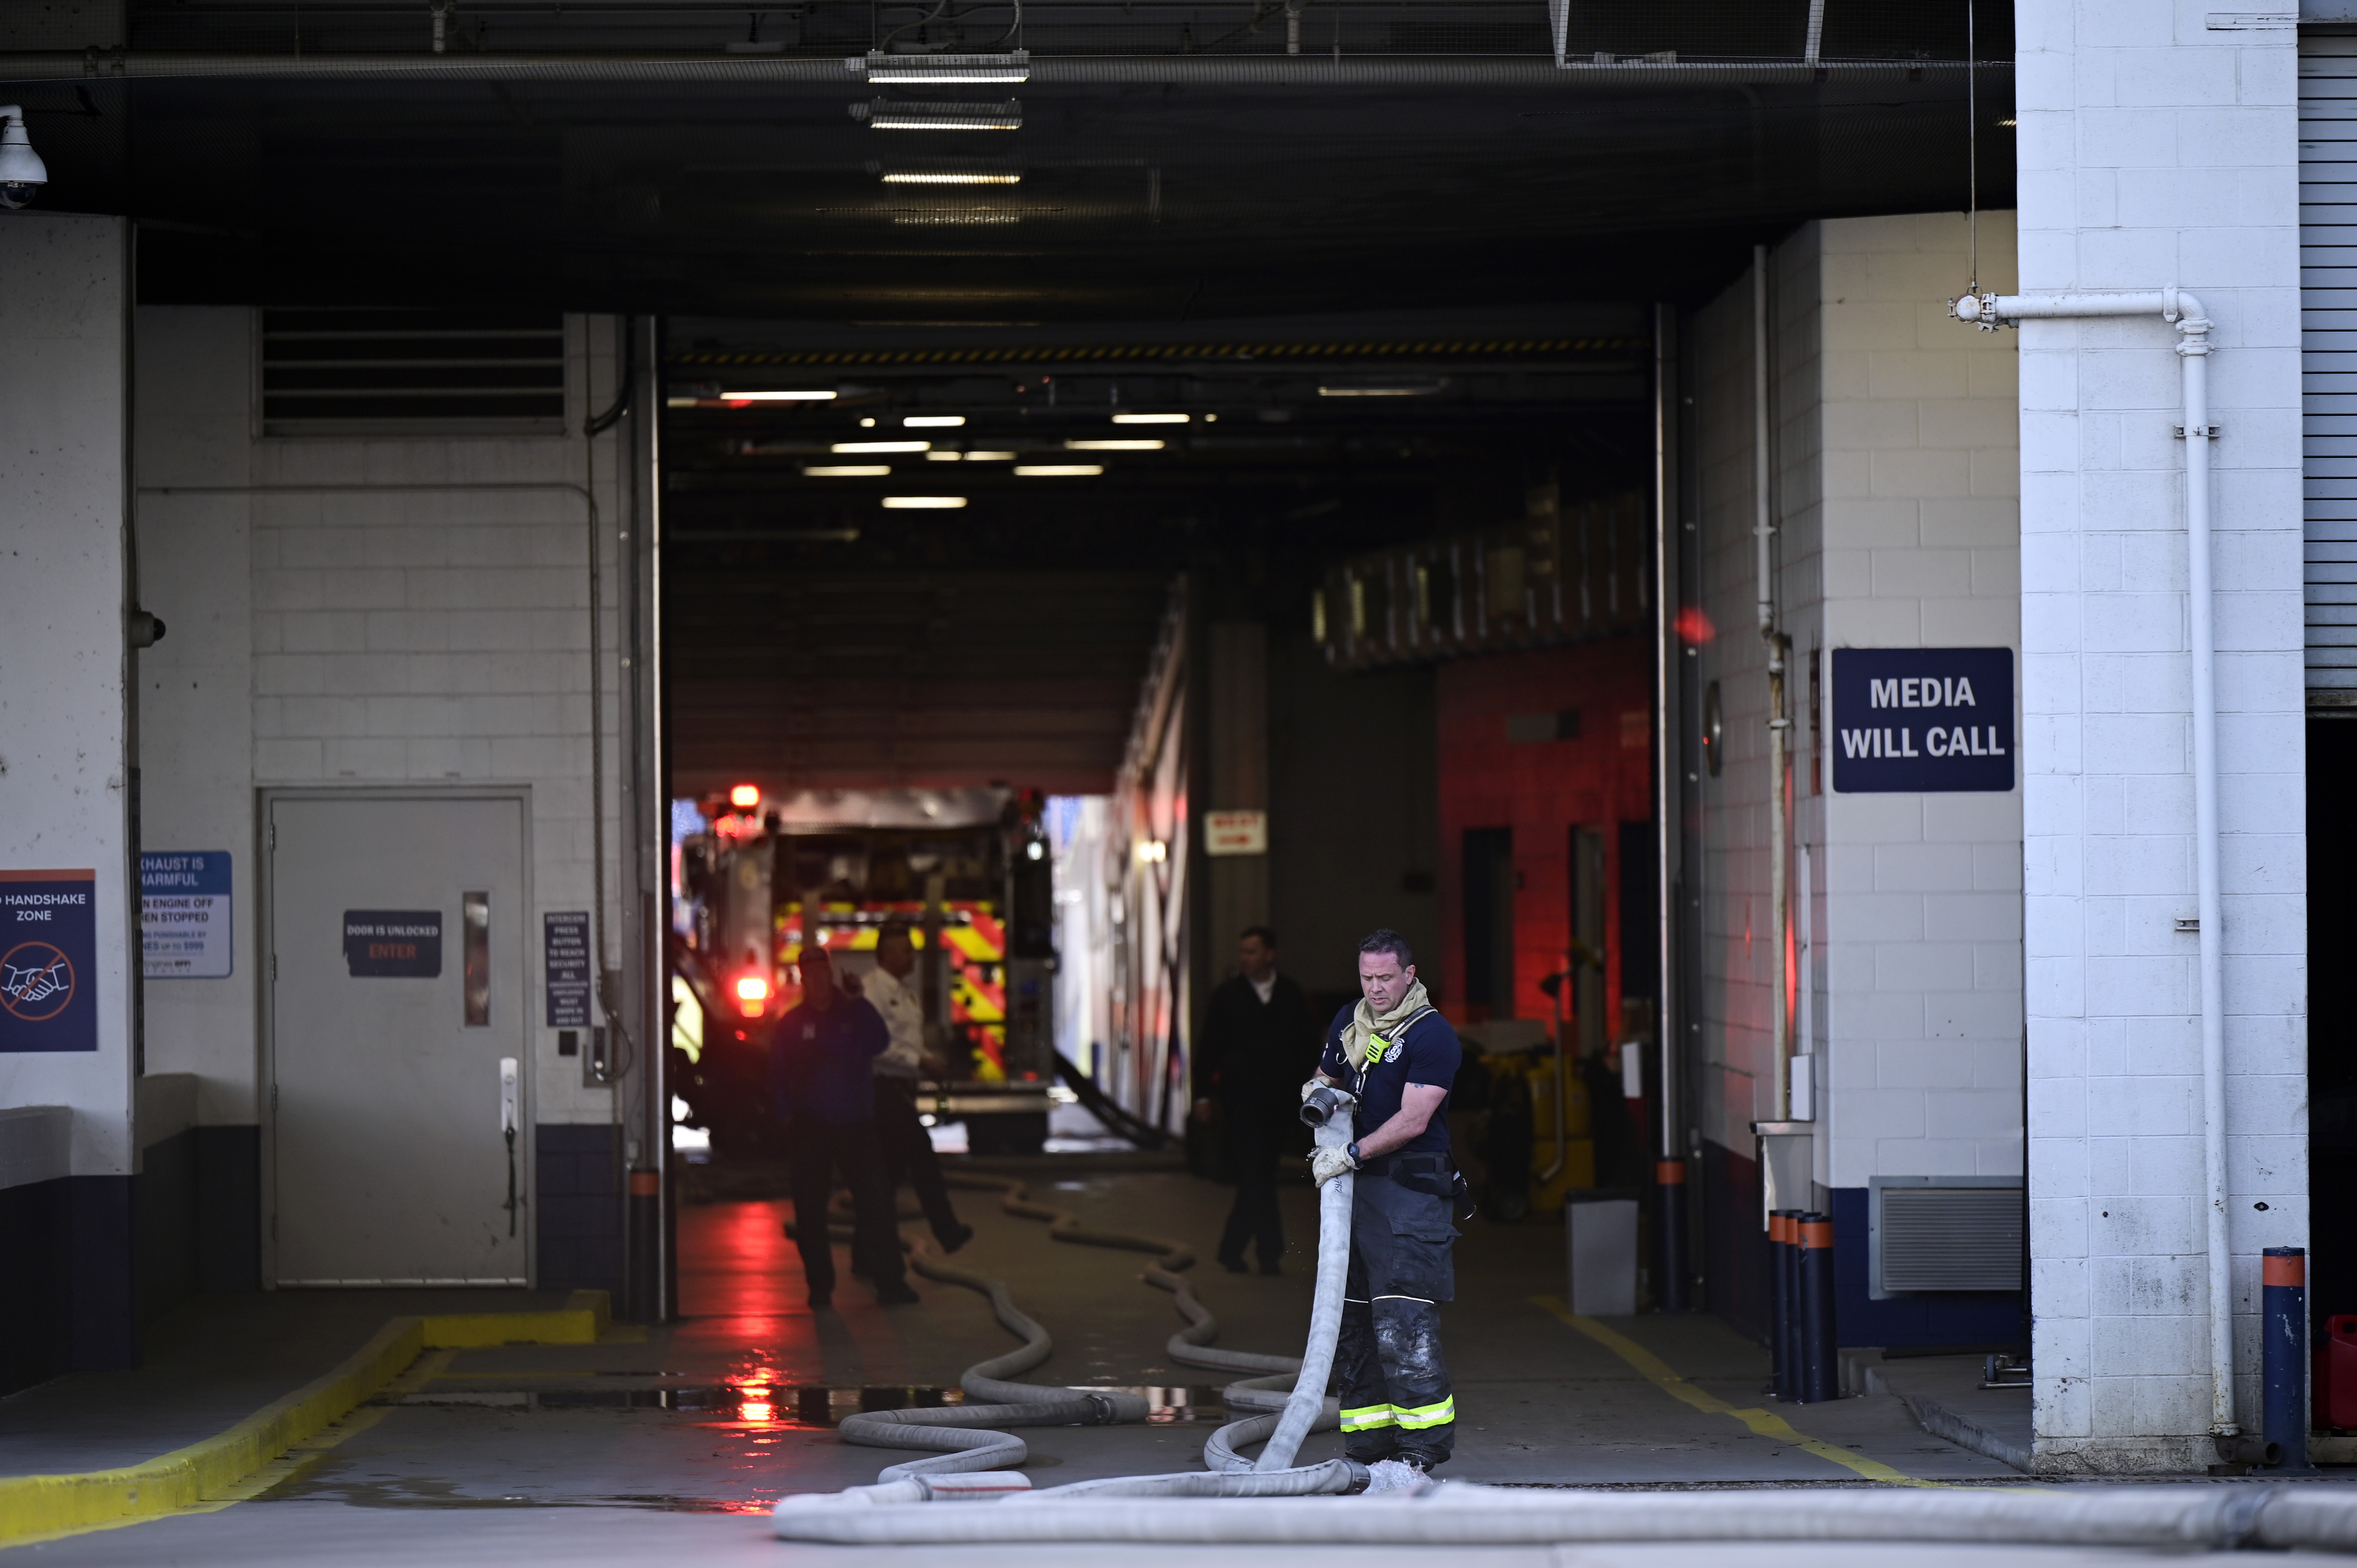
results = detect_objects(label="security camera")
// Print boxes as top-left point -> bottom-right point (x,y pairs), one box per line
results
0,107 -> 48,211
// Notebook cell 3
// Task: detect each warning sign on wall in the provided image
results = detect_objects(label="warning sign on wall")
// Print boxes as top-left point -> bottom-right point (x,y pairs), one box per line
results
143,851 -> 232,979
1,869 -> 98,1053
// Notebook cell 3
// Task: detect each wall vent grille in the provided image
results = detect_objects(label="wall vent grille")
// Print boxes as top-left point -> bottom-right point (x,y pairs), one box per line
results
1875,1185 -> 2022,1293
260,309 -> 566,435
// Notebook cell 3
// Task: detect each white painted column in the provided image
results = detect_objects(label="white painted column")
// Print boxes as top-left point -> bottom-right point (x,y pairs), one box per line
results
2016,2 -> 2308,1472
0,214 -> 136,1171
0,213 -> 137,1369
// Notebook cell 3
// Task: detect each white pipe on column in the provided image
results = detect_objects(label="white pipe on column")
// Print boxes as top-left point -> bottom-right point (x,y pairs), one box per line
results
1953,286 -> 2232,1439
1756,245 -> 1791,1119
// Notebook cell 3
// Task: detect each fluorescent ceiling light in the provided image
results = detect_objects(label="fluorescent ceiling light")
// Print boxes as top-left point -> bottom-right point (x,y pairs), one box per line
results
803,465 -> 894,477
860,98 -> 1024,132
883,172 -> 1021,185
1014,464 -> 1104,477
882,496 -> 969,508
964,450 -> 1017,461
891,213 -> 1020,226
863,51 -> 1031,83
1317,379 -> 1450,397
832,440 -> 930,453
1111,412 -> 1189,424
724,390 -> 839,402
926,451 -> 964,462
905,415 -> 967,427
1066,439 -> 1164,451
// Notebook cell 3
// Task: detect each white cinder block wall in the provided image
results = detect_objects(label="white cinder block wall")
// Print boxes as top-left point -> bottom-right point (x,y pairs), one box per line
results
2016,2 -> 2309,1471
1691,211 -> 2025,1342
136,310 -> 636,1261
1812,213 -> 2025,1200
0,214 -> 135,1177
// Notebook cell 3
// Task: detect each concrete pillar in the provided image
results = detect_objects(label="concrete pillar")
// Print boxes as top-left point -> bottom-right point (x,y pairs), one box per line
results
2016,2 -> 2307,1472
0,213 -> 137,1376
1689,212 -> 2025,1347
1201,621 -> 1271,950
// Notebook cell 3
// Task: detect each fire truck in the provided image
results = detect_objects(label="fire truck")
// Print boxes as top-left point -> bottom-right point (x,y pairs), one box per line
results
672,787 -> 1058,1158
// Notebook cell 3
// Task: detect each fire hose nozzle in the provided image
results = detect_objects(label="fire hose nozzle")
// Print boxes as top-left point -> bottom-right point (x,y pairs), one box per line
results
1300,1083 -> 1359,1129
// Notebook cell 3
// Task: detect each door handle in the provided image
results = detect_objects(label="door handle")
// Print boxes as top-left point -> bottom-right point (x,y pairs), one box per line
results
500,1056 -> 520,1237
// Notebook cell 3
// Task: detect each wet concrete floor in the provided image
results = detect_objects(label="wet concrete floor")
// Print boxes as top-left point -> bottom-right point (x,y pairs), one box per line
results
0,1161 -> 2291,1565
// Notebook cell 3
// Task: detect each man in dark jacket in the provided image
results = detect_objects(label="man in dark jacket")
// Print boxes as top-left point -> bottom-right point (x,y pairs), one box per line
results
769,944 -> 918,1307
1192,926 -> 1320,1274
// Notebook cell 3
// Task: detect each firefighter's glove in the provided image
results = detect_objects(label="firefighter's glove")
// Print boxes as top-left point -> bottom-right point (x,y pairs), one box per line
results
1309,1144 -> 1360,1189
1300,1077 -> 1325,1105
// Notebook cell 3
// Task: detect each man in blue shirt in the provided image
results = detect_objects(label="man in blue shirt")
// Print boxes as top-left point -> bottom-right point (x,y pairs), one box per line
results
769,944 -> 919,1307
1306,928 -> 1462,1475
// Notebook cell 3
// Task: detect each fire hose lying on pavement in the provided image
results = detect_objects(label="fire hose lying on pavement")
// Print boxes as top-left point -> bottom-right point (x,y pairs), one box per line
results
808,1107 -> 1365,1505
775,1105 -> 2357,1552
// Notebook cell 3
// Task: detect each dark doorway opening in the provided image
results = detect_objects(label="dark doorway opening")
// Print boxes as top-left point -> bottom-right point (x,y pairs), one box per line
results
2309,719 -> 2357,1339
1462,827 -> 1515,1021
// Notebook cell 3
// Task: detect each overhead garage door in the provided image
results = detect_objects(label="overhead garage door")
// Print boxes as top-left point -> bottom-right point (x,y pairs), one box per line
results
2304,34 -> 2357,698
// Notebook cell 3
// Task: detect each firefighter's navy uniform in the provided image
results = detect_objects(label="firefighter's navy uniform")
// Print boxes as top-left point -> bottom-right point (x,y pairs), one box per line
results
1316,1000 -> 1462,1470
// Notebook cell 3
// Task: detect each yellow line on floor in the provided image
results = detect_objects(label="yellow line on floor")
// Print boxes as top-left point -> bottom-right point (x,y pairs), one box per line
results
1531,1294 -> 1942,1488
0,1294 -> 612,1548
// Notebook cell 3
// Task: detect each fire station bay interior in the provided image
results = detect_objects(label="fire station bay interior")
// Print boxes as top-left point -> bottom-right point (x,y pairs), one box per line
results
5,0 -> 2357,1559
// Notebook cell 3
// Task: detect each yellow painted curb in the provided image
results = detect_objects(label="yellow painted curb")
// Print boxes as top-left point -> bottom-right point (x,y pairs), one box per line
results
0,1289 -> 613,1546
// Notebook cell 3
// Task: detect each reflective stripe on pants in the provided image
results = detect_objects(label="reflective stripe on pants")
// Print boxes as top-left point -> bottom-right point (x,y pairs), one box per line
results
1336,1175 -> 1457,1466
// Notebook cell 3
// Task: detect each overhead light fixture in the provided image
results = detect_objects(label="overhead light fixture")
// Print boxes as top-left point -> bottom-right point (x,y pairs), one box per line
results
859,417 -> 878,427
905,415 -> 967,427
882,172 -> 1021,185
1317,378 -> 1450,397
882,496 -> 969,508
863,51 -> 1030,84
891,212 -> 1021,227
0,107 -> 47,210
1111,413 -> 1189,424
964,450 -> 1018,461
1014,464 -> 1104,477
804,465 -> 894,477
722,389 -> 839,403
832,440 -> 930,453
855,98 -> 1025,132
926,451 -> 964,462
1066,439 -> 1164,451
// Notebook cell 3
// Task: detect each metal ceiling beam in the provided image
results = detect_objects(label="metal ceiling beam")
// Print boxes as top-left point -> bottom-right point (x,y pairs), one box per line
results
1,52 -> 2008,86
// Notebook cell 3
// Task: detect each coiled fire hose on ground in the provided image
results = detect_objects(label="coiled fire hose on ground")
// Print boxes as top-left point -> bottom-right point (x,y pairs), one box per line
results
785,1114 -> 1365,1505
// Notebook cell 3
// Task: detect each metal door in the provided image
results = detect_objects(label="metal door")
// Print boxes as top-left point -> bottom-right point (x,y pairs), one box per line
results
266,793 -> 529,1285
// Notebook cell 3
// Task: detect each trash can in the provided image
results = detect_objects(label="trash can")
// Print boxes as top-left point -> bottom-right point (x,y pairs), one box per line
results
1565,1190 -> 1638,1316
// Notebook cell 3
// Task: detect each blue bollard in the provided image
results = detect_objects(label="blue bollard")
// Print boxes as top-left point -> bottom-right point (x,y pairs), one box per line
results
1769,1209 -> 1798,1400
2264,1246 -> 2308,1469
1799,1212 -> 1839,1404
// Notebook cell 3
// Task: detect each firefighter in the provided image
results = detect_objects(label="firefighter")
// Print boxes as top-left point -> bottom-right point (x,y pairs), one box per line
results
1307,927 -> 1461,1476
770,944 -> 920,1307
863,919 -> 973,1254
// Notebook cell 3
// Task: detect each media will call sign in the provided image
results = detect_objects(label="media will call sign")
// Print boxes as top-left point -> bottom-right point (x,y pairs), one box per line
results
1829,648 -> 2014,794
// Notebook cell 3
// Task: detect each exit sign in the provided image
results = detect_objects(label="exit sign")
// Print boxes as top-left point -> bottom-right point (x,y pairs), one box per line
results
1204,810 -> 1268,856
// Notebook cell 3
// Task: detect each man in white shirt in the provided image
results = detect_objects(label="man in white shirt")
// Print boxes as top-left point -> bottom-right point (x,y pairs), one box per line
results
866,920 -> 972,1253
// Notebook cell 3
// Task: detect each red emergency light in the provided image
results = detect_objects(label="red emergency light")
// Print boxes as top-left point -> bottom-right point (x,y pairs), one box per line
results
735,973 -> 771,1017
729,783 -> 762,810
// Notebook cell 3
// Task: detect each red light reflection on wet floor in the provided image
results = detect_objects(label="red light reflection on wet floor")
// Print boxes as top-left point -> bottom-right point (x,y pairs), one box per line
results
674,1198 -> 821,1377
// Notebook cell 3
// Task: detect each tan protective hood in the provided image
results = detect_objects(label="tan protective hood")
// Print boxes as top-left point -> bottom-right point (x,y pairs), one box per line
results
1339,978 -> 1434,1071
